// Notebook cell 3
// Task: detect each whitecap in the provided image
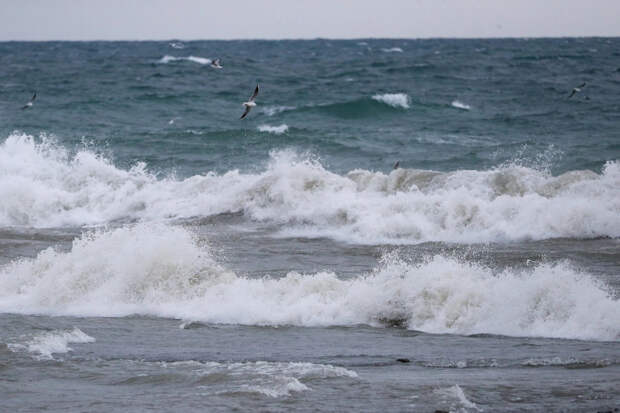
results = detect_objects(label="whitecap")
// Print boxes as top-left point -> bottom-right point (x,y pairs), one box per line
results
0,224 -> 618,341
258,124 -> 289,135
8,328 -> 95,360
435,385 -> 482,411
372,93 -> 410,109
451,100 -> 471,110
157,55 -> 211,65
381,47 -> 403,53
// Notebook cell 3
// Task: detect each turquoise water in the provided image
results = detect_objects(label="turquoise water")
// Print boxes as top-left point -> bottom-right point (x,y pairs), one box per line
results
2,38 -> 619,176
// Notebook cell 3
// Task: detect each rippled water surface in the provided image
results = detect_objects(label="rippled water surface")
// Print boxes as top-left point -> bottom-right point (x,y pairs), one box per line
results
1,38 -> 619,412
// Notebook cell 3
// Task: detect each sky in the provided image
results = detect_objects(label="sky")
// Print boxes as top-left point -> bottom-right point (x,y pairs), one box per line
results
1,0 -> 619,41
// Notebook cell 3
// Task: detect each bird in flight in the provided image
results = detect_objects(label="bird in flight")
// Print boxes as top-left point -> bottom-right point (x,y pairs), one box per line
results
211,58 -> 223,69
568,82 -> 586,98
240,84 -> 259,120
22,92 -> 36,110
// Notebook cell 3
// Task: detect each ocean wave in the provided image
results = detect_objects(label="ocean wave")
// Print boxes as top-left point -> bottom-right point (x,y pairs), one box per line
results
0,223 -> 618,341
435,385 -> 481,412
7,328 -> 95,360
451,100 -> 471,110
258,124 -> 289,135
1,134 -> 620,244
372,93 -> 410,109
381,47 -> 403,53
158,55 -> 211,65
159,360 -> 357,398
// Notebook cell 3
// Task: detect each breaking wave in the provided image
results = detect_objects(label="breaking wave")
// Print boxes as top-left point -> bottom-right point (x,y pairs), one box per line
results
258,124 -> 289,135
372,93 -> 410,109
451,100 -> 471,110
381,47 -> 403,53
158,55 -> 211,65
0,223 -> 618,341
7,328 -> 95,360
1,134 -> 619,244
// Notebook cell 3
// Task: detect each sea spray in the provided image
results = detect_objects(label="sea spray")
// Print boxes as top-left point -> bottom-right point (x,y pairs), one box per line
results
1,134 -> 619,243
0,223 -> 618,341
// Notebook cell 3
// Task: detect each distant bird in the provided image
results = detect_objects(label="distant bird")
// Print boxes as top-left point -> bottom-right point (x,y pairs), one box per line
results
211,58 -> 223,69
240,84 -> 259,120
568,82 -> 586,98
393,160 -> 400,170
21,92 -> 36,110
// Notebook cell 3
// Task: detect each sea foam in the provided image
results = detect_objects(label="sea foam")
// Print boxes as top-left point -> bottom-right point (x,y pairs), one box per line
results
381,47 -> 403,53
158,55 -> 211,65
1,134 -> 620,244
0,223 -> 618,341
451,100 -> 471,110
8,328 -> 95,360
372,93 -> 410,109
258,124 -> 289,135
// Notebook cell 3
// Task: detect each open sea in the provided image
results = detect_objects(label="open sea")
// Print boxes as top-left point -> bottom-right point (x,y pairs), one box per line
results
0,38 -> 619,412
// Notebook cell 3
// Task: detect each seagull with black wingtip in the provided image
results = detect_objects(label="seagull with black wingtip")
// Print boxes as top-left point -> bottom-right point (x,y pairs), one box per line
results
568,82 -> 586,99
240,84 -> 259,120
22,92 -> 36,110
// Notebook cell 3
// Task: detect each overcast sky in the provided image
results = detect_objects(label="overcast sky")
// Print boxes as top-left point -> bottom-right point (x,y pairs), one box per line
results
1,0 -> 619,41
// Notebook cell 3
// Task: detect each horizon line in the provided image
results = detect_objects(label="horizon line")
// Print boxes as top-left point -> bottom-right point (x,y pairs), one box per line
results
1,35 -> 619,42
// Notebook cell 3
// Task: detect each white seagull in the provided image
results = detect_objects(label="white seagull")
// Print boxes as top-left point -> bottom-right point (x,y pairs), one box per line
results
568,82 -> 586,99
211,58 -> 223,69
240,84 -> 259,120
22,92 -> 36,110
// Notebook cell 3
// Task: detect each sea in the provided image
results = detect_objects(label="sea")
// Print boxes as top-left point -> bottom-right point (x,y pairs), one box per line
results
0,38 -> 619,412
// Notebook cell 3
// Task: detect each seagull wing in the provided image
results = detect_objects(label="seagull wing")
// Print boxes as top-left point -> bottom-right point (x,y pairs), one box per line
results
568,89 -> 577,98
240,105 -> 252,120
31,92 -> 36,102
249,84 -> 259,102
579,82 -> 586,88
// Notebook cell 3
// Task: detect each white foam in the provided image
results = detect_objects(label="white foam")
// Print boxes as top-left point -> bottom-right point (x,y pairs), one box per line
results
436,385 -> 482,411
381,47 -> 403,53
243,378 -> 308,397
258,124 -> 289,135
372,93 -> 410,109
158,55 -> 211,65
0,224 -> 618,341
452,100 -> 471,110
8,328 -> 95,360
2,135 -> 620,244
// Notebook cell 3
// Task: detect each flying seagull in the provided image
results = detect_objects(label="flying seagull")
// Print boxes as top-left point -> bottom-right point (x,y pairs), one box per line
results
568,82 -> 586,99
240,84 -> 259,120
211,58 -> 223,69
22,92 -> 36,110
393,160 -> 400,170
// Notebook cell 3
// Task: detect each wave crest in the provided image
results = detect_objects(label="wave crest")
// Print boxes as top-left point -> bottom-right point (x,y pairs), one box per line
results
1,135 -> 619,244
258,124 -> 289,135
0,224 -> 618,341
372,93 -> 410,109
158,55 -> 211,65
